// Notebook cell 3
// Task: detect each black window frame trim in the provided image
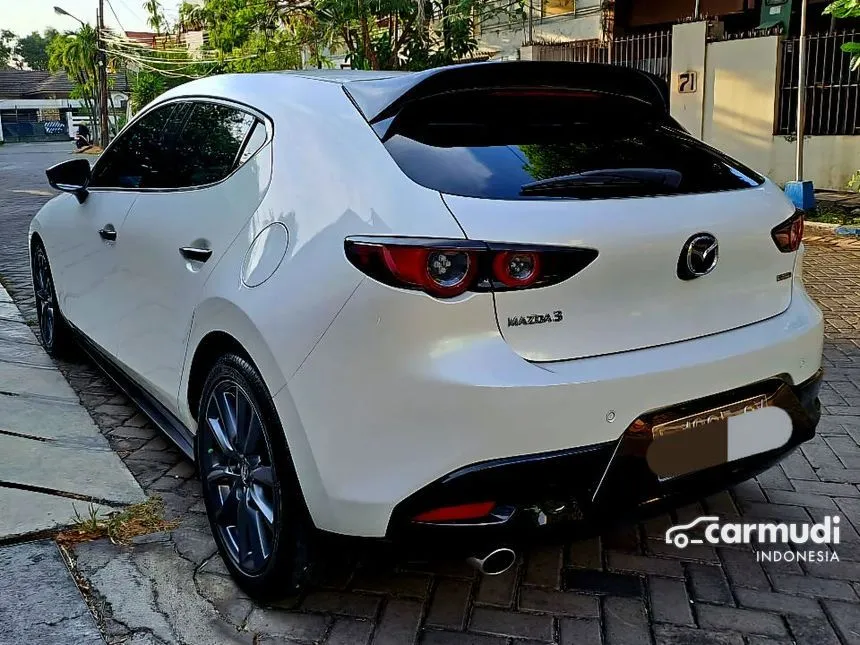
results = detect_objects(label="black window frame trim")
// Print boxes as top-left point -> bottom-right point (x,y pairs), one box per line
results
88,94 -> 273,194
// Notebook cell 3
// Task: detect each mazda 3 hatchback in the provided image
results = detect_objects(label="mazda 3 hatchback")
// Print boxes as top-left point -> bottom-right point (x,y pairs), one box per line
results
30,61 -> 824,600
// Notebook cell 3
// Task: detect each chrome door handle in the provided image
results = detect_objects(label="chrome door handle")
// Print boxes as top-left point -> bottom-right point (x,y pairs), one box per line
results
179,247 -> 213,263
98,227 -> 117,241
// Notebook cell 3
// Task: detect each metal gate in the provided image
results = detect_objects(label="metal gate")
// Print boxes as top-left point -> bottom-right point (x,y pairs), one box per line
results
530,31 -> 673,85
1,110 -> 69,143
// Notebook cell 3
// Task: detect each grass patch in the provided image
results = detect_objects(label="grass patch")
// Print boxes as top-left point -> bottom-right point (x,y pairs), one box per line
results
56,496 -> 179,546
807,202 -> 860,226
74,145 -> 104,155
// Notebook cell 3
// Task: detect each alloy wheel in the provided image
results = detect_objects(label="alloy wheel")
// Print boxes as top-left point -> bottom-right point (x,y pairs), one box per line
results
33,249 -> 55,349
201,380 -> 278,574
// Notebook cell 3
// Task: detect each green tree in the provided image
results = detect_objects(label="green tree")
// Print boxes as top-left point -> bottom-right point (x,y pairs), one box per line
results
310,0 -> 521,70
825,0 -> 860,69
0,30 -> 16,68
15,29 -> 59,70
143,0 -> 168,33
48,26 -> 100,134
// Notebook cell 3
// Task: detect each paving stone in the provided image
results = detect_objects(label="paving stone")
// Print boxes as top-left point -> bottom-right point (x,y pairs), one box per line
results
558,618 -> 601,645
734,588 -> 824,617
765,489 -> 839,510
562,568 -> 642,597
695,605 -> 789,638
518,587 -> 599,618
741,502 -> 813,523
603,596 -> 650,645
246,609 -> 329,640
823,600 -> 860,645
469,608 -> 553,641
425,580 -> 472,630
325,618 -> 374,645
648,576 -> 694,626
770,573 -> 858,600
646,538 -> 719,563
522,544 -> 563,588
797,480 -> 860,497
474,565 -> 518,608
785,614 -> 842,645
704,491 -> 740,517
757,466 -> 794,491
351,570 -> 431,599
567,536 -> 602,569
370,600 -> 423,645
607,552 -> 684,577
718,548 -> 770,590
686,563 -> 734,605
303,590 -> 381,620
652,624 -> 745,645
420,631 -> 506,645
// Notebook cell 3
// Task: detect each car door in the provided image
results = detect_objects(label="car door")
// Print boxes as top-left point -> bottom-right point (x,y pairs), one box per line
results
51,103 -> 179,352
111,99 -> 268,409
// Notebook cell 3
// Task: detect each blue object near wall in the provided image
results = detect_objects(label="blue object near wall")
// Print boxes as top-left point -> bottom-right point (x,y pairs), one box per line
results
784,181 -> 816,210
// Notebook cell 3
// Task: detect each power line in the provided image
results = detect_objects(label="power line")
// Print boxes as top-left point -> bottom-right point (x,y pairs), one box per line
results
115,0 -> 147,24
105,0 -> 126,32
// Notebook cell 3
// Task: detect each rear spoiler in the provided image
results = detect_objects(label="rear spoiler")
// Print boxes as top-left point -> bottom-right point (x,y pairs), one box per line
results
343,61 -> 670,127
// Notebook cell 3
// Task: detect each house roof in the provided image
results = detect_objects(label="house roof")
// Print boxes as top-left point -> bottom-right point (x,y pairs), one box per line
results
0,69 -> 128,99
0,70 -> 50,99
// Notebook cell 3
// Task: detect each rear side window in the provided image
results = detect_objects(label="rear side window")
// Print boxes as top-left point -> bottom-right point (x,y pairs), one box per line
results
380,90 -> 764,200
167,102 -> 256,188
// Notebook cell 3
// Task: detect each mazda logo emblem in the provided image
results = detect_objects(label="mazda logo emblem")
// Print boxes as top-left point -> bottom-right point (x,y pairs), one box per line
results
678,233 -> 719,280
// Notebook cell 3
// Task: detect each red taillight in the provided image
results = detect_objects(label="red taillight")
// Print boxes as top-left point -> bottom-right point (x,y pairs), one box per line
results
382,246 -> 479,298
492,250 -> 541,288
344,238 -> 598,299
413,502 -> 496,523
771,211 -> 804,253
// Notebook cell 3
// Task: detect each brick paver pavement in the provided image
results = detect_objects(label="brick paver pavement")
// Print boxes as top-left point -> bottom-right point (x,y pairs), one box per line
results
1,143 -> 859,644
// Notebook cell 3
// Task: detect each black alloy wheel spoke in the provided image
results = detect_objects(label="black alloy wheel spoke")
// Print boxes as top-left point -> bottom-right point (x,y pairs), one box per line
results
34,254 -> 55,346
216,482 -> 240,524
203,380 -> 277,574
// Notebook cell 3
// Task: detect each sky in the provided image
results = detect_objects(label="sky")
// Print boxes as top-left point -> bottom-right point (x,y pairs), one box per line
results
3,0 -> 179,37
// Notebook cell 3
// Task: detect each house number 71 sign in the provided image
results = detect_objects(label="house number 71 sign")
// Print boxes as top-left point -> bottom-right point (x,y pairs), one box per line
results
678,71 -> 698,94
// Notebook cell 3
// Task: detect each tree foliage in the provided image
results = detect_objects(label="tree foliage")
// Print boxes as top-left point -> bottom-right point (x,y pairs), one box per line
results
0,30 -> 15,68
825,0 -> 860,69
48,26 -> 100,132
16,29 -> 59,70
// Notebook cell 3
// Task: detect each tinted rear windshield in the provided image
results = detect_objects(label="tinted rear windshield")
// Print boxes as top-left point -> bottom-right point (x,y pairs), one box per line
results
379,89 -> 764,200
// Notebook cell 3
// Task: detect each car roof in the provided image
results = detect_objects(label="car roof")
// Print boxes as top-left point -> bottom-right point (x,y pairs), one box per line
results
281,69 -> 409,83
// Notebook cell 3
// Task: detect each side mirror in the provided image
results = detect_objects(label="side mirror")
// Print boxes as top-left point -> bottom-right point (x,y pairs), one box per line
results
46,158 -> 92,204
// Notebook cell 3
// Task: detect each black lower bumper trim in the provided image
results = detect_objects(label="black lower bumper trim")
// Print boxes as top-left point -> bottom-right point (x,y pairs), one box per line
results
385,370 -> 822,555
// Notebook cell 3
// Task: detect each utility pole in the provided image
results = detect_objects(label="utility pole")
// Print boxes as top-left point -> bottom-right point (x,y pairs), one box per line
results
96,0 -> 110,148
527,0 -> 533,44
795,0 -> 809,182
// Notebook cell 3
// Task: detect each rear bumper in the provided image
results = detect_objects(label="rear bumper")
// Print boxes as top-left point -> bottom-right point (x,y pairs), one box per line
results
285,277 -> 824,537
385,370 -> 822,556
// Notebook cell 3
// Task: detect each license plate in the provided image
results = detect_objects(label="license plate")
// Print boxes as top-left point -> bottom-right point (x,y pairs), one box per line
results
647,394 -> 792,481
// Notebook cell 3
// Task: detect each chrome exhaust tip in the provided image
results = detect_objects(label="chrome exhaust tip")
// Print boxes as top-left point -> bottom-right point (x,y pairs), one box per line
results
466,548 -> 516,576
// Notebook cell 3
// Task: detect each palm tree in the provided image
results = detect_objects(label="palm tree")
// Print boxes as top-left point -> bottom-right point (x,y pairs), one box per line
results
48,26 -> 100,137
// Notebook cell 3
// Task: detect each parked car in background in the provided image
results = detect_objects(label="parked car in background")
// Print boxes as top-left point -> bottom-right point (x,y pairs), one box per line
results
30,61 -> 824,600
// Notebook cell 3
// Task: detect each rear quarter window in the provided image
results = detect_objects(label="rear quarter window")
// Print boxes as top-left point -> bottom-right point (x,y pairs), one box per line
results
379,90 -> 764,200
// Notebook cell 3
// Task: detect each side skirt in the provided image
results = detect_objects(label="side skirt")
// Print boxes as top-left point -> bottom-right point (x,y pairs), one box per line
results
71,327 -> 196,461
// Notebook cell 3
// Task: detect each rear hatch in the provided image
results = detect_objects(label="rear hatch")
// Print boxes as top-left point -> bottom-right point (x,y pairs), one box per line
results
348,65 -> 798,361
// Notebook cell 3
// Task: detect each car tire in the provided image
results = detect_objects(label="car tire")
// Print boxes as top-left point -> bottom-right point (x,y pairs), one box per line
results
31,242 -> 75,359
196,353 -> 313,601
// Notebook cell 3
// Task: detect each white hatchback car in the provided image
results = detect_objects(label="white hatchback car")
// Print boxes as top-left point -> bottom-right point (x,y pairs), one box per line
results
31,62 -> 824,600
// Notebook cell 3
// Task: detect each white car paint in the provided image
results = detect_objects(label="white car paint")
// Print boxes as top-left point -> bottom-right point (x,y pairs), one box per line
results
31,70 -> 824,540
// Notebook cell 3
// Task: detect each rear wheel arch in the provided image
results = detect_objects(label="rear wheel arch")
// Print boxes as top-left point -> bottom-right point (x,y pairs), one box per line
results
187,331 -> 256,420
